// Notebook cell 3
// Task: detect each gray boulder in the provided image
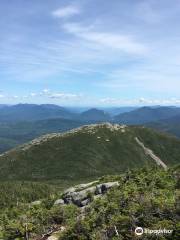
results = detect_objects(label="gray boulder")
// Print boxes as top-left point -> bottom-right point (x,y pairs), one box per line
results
64,181 -> 98,195
63,186 -> 96,206
95,184 -> 103,194
80,198 -> 90,207
75,181 -> 99,191
63,187 -> 76,195
63,181 -> 119,207
71,186 -> 96,203
95,182 -> 119,194
101,182 -> 119,192
54,199 -> 65,205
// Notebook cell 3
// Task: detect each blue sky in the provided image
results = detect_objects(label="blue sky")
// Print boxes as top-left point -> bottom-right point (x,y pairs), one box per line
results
0,0 -> 180,106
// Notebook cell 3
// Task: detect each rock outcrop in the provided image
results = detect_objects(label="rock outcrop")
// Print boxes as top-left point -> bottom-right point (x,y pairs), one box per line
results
61,181 -> 119,207
54,199 -> 65,205
30,180 -> 119,208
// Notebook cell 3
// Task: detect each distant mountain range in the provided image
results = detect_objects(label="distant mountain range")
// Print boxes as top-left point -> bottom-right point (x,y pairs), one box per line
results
114,106 -> 180,124
80,108 -> 111,121
0,123 -> 179,182
146,114 -> 180,138
1,104 -> 180,153
0,104 -> 79,122
0,104 -> 138,123
1,104 -> 180,123
99,106 -> 137,116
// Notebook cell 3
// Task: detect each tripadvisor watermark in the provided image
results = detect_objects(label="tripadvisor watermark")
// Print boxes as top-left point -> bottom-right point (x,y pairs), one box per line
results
135,227 -> 173,236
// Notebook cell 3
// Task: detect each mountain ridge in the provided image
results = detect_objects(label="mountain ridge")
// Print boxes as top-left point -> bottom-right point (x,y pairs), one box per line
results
114,106 -> 180,124
146,113 -> 180,138
79,108 -> 111,121
0,104 -> 77,122
0,123 -> 179,182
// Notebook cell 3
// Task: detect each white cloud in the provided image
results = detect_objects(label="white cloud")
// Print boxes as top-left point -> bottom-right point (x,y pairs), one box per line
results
52,5 -> 80,19
42,89 -> 50,94
27,89 -> 81,101
35,89 -> 82,101
137,98 -> 180,105
99,97 -> 180,106
63,23 -> 147,54
30,92 -> 37,97
49,92 -> 81,100
0,90 -> 82,103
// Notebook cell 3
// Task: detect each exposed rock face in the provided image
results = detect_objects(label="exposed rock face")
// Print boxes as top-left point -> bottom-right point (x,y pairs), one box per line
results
63,186 -> 96,206
81,198 -> 90,206
102,182 -> 119,190
95,182 -> 119,194
54,199 -> 65,205
64,180 -> 98,194
30,180 -> 120,209
71,186 -> 96,201
62,181 -> 119,207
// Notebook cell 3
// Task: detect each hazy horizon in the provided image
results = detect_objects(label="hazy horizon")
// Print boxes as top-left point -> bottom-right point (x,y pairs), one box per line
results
0,103 -> 180,108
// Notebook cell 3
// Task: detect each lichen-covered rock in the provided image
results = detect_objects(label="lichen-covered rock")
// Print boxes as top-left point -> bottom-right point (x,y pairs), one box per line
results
95,184 -> 103,194
75,181 -> 99,191
63,181 -> 119,207
101,182 -> 119,191
95,182 -> 119,194
64,181 -> 98,195
54,199 -> 64,205
63,187 -> 76,195
71,186 -> 96,203
80,198 -> 90,207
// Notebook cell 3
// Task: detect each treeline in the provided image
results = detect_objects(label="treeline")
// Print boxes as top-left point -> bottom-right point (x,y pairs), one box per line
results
0,181 -> 61,208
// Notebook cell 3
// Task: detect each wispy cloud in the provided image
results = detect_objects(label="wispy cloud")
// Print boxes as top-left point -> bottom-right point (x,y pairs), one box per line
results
63,22 -> 147,54
1,0 -> 180,105
48,93 -> 81,100
41,89 -> 81,100
0,89 -> 82,103
52,5 -> 80,19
